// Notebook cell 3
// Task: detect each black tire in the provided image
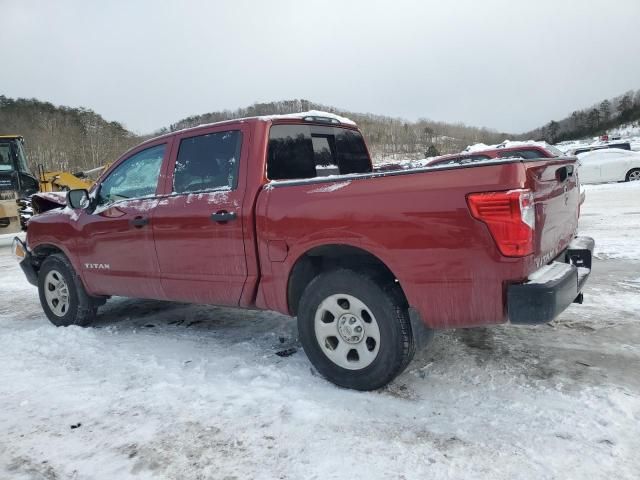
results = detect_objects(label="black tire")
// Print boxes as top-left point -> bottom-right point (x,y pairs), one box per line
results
38,253 -> 97,327
297,269 -> 415,391
626,168 -> 640,182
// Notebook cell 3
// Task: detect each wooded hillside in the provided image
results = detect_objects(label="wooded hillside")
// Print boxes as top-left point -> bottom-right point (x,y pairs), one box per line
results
0,96 -> 140,173
527,89 -> 640,143
2,90 -> 639,174
167,99 -> 509,162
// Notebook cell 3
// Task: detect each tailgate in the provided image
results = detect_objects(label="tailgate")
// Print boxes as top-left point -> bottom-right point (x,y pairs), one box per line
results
526,157 -> 580,269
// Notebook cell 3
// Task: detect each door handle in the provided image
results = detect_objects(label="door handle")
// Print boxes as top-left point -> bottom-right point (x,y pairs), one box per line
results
130,216 -> 148,228
210,210 -> 237,223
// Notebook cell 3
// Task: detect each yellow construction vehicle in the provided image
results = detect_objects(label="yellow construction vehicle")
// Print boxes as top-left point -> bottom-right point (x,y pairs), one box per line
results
1,135 -> 108,231
0,135 -> 39,233
36,164 -> 105,192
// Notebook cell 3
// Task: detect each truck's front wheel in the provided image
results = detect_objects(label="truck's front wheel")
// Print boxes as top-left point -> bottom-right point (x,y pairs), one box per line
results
38,254 -> 97,327
297,269 -> 415,390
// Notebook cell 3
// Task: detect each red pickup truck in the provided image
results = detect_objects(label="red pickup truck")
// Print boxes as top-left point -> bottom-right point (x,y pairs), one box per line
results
13,112 -> 593,390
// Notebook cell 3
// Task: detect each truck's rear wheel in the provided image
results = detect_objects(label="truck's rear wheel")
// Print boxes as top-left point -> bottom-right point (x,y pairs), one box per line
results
297,269 -> 415,390
38,254 -> 97,327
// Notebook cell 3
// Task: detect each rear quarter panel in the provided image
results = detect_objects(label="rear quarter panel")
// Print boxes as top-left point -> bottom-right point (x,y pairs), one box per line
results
255,164 -> 536,329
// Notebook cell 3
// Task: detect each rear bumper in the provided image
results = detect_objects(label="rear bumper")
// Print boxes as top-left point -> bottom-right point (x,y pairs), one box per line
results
507,236 -> 594,325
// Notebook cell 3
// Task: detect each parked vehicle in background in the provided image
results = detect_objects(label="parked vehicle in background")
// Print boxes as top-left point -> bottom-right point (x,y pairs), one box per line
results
0,134 -> 110,231
0,135 -> 39,233
570,142 -> 631,156
13,112 -> 593,390
577,148 -> 640,184
426,141 -> 563,167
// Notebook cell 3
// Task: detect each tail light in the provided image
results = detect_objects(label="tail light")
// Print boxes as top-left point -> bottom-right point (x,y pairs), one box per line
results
467,189 -> 535,257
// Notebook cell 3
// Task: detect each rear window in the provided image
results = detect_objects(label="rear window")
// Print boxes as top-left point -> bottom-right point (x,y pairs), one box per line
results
545,145 -> 564,157
267,125 -> 371,180
497,149 -> 546,160
608,142 -> 631,151
574,148 -> 592,155
432,154 -> 491,166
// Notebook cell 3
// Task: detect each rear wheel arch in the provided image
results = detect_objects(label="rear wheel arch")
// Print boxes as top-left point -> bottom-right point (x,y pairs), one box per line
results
626,168 -> 640,182
287,244 -> 406,316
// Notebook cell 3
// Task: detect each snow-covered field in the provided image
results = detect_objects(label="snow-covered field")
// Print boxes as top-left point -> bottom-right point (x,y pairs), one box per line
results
1,183 -> 639,479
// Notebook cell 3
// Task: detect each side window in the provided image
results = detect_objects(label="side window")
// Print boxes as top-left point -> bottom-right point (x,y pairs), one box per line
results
98,144 -> 165,205
267,125 -> 372,180
267,125 -> 315,180
173,130 -> 242,194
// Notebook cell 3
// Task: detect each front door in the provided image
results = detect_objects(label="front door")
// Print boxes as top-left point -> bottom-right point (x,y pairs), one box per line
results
152,126 -> 249,305
75,141 -> 170,299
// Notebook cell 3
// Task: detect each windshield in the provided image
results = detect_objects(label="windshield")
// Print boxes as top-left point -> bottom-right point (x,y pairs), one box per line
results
546,145 -> 564,157
0,139 -> 31,173
14,140 -> 30,172
0,143 -> 14,171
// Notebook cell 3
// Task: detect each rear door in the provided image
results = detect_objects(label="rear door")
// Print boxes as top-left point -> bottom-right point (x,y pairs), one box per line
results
152,125 -> 249,305
76,141 -> 170,298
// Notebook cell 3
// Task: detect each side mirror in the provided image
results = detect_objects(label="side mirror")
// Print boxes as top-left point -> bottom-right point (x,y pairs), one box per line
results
67,189 -> 90,210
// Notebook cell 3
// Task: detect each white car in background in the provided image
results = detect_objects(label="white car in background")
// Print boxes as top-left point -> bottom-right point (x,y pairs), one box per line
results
577,148 -> 640,184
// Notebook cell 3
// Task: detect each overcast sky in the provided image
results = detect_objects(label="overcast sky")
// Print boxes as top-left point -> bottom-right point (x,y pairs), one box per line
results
3,0 -> 640,134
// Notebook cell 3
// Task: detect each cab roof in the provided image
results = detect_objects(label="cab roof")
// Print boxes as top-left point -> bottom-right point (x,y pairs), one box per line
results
130,111 -> 359,154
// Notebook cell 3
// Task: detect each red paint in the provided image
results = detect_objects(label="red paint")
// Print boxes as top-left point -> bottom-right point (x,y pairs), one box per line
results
25,117 -> 580,329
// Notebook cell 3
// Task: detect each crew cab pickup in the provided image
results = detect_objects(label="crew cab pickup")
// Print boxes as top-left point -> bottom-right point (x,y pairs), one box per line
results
13,111 -> 594,390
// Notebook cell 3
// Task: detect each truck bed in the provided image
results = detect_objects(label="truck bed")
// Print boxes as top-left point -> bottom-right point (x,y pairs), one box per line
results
254,156 -> 580,328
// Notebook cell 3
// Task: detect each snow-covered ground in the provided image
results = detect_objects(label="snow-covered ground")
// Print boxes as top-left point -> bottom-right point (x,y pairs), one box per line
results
1,183 -> 639,479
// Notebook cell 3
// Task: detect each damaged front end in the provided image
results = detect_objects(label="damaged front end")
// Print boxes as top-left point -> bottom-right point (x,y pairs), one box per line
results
19,191 -> 68,230
11,236 -> 38,286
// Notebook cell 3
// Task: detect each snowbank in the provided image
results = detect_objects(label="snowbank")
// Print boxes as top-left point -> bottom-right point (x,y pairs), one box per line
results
579,181 -> 640,260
